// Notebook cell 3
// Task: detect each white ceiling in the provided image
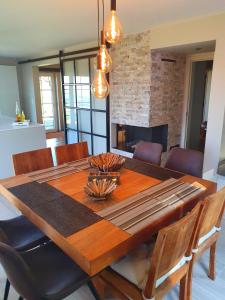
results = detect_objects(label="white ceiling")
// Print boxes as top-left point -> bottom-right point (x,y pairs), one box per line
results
0,0 -> 225,59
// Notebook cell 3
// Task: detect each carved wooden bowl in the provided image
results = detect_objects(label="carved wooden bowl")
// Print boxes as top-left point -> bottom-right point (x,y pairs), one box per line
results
84,178 -> 117,201
89,153 -> 126,172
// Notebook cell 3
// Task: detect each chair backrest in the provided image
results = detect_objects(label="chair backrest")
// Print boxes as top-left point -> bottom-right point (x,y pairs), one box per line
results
0,242 -> 41,300
143,203 -> 201,298
13,148 -> 54,175
193,187 -> 225,247
133,141 -> 163,165
165,147 -> 203,177
55,142 -> 89,165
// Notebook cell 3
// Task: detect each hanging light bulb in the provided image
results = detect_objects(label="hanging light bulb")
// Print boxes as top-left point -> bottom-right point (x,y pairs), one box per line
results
98,30 -> 112,73
105,0 -> 123,44
91,54 -> 110,99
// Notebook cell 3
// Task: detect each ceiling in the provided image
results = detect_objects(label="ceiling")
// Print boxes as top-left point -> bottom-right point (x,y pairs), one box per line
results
0,0 -> 225,59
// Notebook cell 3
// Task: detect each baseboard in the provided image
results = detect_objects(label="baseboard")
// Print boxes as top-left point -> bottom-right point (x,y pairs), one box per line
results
203,169 -> 216,181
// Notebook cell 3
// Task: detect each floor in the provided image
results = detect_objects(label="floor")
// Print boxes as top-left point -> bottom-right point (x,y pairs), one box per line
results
1,175 -> 225,300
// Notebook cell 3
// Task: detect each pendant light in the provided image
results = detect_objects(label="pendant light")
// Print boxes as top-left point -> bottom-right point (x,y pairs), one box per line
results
98,0 -> 112,73
91,0 -> 110,99
91,54 -> 110,99
98,31 -> 112,73
105,0 -> 123,44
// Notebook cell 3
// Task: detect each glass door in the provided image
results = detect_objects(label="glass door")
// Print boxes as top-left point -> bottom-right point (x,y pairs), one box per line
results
61,55 -> 109,155
39,73 -> 58,132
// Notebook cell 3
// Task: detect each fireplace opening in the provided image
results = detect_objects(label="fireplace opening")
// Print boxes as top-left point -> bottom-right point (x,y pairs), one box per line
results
113,124 -> 168,153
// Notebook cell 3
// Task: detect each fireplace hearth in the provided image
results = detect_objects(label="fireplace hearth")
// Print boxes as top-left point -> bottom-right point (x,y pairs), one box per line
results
113,124 -> 168,153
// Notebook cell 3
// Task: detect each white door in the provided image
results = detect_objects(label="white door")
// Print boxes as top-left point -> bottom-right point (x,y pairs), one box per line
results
39,73 -> 58,132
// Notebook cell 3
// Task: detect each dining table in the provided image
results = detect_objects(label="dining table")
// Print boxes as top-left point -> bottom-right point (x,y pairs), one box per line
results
0,156 -> 216,276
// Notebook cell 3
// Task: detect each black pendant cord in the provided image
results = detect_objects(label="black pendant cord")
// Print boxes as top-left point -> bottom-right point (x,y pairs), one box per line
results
111,0 -> 116,11
102,0 -> 105,30
97,0 -> 100,47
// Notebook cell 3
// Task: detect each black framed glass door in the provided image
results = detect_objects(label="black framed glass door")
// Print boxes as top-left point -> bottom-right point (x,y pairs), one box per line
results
60,55 -> 109,155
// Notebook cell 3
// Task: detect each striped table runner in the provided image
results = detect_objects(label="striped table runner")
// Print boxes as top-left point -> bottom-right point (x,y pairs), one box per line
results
97,178 -> 206,234
28,158 -> 90,183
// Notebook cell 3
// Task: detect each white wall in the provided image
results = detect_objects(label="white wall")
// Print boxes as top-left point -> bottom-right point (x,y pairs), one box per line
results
0,65 -> 20,117
219,110 -> 225,162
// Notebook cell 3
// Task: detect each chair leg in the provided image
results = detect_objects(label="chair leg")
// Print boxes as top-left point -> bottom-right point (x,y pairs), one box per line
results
186,260 -> 194,300
87,280 -> 101,300
179,273 -> 188,300
208,242 -> 216,280
4,278 -> 10,300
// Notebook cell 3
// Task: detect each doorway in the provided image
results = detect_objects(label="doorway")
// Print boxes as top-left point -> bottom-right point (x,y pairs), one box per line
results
185,55 -> 214,152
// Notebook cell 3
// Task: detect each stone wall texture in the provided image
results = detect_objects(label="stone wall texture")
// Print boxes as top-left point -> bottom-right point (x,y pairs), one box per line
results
110,30 -> 186,151
150,50 -> 186,149
110,30 -> 151,127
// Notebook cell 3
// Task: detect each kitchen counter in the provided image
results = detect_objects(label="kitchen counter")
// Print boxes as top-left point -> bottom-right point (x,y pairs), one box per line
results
0,116 -> 46,179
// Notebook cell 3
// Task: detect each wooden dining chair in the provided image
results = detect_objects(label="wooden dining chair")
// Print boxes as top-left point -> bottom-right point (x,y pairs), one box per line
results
187,187 -> 225,300
165,147 -> 204,177
99,203 -> 201,300
133,141 -> 163,166
55,141 -> 89,165
12,147 -> 54,175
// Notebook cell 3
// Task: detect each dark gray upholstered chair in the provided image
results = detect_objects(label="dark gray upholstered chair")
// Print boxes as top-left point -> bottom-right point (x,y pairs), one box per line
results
0,241 -> 100,300
0,216 -> 48,300
165,147 -> 204,177
133,141 -> 163,166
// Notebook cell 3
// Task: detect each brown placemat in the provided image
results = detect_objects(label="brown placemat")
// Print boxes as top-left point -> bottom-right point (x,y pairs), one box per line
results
124,158 -> 184,180
9,182 -> 102,237
97,178 -> 206,234
28,158 -> 90,183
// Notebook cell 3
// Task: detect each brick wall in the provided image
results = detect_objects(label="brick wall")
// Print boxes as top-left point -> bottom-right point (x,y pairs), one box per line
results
110,30 -> 151,127
150,50 -> 186,149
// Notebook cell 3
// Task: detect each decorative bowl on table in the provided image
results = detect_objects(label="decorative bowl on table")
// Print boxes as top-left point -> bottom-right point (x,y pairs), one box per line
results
84,178 -> 117,201
88,153 -> 125,172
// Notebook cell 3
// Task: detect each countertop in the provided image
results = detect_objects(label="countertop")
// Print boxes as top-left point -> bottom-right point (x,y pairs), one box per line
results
0,115 -> 44,132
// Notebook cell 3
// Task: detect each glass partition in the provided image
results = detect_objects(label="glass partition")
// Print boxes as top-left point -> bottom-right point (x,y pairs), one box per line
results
61,55 -> 109,155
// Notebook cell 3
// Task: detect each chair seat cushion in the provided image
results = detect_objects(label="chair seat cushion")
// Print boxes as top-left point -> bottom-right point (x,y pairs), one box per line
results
111,241 -> 190,290
111,242 -> 154,290
0,216 -> 48,251
22,242 -> 89,300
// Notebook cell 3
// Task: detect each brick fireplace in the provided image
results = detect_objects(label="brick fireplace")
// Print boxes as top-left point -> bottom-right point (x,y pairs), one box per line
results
109,30 -> 186,156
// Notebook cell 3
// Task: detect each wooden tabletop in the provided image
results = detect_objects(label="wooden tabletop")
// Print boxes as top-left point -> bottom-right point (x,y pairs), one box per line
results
0,158 -> 217,276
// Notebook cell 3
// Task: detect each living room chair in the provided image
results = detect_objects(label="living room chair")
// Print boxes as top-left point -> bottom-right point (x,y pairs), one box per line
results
133,141 -> 163,166
99,203 -> 201,300
165,147 -> 203,177
55,141 -> 89,165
